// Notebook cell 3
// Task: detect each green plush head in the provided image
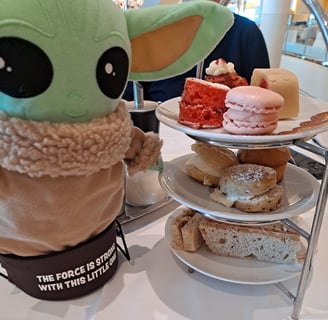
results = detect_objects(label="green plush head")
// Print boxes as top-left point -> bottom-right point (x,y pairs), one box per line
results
0,0 -> 233,123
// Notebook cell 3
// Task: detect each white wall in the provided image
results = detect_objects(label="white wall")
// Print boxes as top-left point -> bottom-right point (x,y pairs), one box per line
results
260,0 -> 291,67
280,54 -> 328,101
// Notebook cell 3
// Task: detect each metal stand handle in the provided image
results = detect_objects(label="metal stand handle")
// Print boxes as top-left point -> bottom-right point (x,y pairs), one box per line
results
274,140 -> 328,320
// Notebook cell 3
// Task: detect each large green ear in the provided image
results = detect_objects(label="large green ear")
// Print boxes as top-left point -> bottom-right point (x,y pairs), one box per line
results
125,1 -> 233,81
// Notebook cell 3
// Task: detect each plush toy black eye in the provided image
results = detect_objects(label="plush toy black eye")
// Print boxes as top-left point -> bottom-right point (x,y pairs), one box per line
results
0,37 -> 53,98
96,47 -> 129,99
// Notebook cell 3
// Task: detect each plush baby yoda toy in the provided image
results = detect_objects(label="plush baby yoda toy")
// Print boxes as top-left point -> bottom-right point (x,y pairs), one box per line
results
0,0 -> 232,299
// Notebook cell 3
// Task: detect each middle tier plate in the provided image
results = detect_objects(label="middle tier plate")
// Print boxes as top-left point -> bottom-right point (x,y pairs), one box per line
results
160,154 -> 320,223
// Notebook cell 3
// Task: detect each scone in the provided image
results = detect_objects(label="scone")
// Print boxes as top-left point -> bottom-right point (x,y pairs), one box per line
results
237,147 -> 291,182
185,142 -> 238,187
210,163 -> 283,213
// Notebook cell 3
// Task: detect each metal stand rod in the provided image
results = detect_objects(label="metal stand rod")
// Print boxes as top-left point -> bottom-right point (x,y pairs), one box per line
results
303,0 -> 328,51
281,218 -> 310,240
258,140 -> 328,320
196,60 -> 204,79
290,144 -> 328,320
274,282 -> 296,303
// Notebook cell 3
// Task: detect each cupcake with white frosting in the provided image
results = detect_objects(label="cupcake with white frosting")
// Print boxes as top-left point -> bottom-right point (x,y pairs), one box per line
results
205,58 -> 248,88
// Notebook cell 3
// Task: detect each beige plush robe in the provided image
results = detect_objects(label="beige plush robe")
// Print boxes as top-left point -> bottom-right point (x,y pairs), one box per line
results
0,102 -> 161,256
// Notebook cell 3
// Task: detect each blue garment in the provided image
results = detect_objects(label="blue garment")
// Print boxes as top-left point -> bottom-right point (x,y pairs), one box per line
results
123,13 -> 270,102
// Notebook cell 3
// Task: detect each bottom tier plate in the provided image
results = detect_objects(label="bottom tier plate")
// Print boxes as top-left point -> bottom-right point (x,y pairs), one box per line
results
165,206 -> 304,285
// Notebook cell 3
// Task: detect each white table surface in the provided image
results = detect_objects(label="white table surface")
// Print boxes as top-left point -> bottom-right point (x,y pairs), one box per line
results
1,123 -> 328,320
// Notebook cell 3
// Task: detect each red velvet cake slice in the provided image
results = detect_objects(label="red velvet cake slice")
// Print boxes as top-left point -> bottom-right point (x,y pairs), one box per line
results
178,78 -> 230,129
205,58 -> 248,88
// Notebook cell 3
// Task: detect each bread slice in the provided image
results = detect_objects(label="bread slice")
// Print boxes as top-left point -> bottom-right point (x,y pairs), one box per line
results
199,218 -> 304,264
169,208 -> 204,252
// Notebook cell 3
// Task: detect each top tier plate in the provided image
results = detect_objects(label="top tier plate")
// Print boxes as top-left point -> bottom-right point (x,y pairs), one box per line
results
156,96 -> 328,148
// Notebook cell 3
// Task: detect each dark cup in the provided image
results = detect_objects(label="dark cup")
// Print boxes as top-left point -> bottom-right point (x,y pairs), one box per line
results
126,101 -> 159,133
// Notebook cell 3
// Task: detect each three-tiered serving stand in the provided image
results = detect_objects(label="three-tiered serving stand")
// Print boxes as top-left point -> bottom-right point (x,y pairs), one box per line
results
156,96 -> 328,320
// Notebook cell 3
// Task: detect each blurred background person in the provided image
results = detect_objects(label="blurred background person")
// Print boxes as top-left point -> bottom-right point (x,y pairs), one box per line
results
123,0 -> 270,102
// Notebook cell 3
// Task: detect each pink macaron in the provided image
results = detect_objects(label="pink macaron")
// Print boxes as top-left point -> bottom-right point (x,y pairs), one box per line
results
223,86 -> 284,135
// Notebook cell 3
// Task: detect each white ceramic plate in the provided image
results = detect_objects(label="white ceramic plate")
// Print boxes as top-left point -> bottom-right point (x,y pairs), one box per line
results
165,206 -> 303,285
156,96 -> 328,147
160,154 -> 319,223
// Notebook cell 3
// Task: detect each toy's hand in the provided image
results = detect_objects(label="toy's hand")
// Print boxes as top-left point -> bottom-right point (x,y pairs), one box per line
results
124,127 -> 162,175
